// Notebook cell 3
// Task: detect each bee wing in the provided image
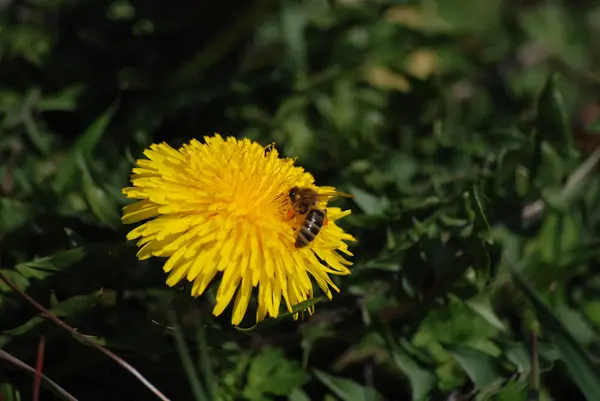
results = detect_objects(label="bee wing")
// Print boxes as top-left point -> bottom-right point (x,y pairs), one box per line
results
316,191 -> 355,200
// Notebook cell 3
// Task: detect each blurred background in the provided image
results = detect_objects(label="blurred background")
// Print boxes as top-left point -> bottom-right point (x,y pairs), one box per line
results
3,0 -> 600,400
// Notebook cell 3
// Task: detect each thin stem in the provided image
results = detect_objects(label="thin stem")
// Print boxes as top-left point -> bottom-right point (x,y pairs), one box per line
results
167,308 -> 208,401
0,349 -> 77,401
195,319 -> 217,400
0,270 -> 171,401
33,336 -> 45,401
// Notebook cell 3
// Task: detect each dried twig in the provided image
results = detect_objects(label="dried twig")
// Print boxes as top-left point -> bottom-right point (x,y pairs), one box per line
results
33,336 -> 45,401
0,271 -> 171,401
0,348 -> 77,401
522,145 -> 600,222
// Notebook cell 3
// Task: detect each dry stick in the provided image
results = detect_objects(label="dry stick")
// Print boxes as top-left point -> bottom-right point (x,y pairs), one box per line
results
0,349 -> 77,401
522,145 -> 600,222
33,336 -> 45,401
0,271 -> 171,401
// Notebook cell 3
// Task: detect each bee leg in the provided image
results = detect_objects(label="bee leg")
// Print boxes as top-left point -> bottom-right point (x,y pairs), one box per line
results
286,210 -> 296,220
323,209 -> 329,226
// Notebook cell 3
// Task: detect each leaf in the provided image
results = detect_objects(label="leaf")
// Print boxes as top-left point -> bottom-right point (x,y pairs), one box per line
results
243,348 -> 309,400
15,248 -> 85,280
535,73 -> 573,155
280,0 -> 308,72
20,88 -> 51,155
75,103 -> 118,159
288,388 -> 311,401
0,197 -> 32,233
500,341 -> 558,378
445,345 -> 504,390
502,342 -> 531,377
77,154 -> 120,228
468,188 -> 493,244
349,186 -> 390,216
50,290 -> 104,318
235,297 -> 325,332
494,380 -> 528,401
465,294 -> 507,332
0,290 -> 103,346
387,345 -> 435,400
511,267 -> 600,400
0,269 -> 30,292
0,382 -> 19,401
38,84 -> 86,112
312,369 -> 384,401
468,239 -> 492,290
53,104 -> 117,192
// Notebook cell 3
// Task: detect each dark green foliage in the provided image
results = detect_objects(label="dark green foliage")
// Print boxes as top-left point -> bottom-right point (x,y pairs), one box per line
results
2,0 -> 600,400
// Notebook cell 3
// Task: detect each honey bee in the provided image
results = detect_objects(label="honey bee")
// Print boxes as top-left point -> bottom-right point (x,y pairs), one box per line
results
287,186 -> 353,248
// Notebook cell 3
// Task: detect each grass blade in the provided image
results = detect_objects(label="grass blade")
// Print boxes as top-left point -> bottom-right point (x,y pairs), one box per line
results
167,308 -> 208,401
511,267 -> 600,400
195,320 -> 217,400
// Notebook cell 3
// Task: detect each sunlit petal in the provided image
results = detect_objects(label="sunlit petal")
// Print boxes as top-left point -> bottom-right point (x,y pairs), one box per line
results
122,134 -> 355,325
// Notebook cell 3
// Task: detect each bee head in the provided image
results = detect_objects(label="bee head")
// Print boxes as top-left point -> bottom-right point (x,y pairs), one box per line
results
288,186 -> 299,201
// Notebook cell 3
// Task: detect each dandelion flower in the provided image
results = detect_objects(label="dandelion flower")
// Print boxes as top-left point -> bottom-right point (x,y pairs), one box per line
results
122,134 -> 355,325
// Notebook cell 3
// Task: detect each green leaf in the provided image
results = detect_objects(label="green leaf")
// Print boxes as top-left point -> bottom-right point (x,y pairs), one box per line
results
38,84 -> 86,112
288,388 -> 311,401
235,297 -> 325,332
468,188 -> 493,244
494,380 -> 528,401
387,345 -> 435,400
511,267 -> 600,400
243,348 -> 309,400
445,344 -> 504,390
535,73 -> 573,155
15,248 -> 85,280
312,369 -> 384,401
467,239 -> 492,290
78,154 -> 120,228
53,104 -> 117,192
75,103 -> 118,159
50,290 -> 104,318
19,88 -> 51,155
349,186 -> 390,216
465,294 -> 507,332
280,0 -> 308,72
0,197 -> 32,234
0,382 -> 20,401
502,342 -> 532,376
0,290 -> 103,346
500,341 -> 558,377
0,269 -> 30,292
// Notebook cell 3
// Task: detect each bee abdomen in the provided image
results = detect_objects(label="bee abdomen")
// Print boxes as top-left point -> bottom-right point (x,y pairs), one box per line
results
295,209 -> 325,248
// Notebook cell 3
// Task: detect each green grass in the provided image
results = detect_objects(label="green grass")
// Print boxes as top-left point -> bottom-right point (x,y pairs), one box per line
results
2,0 -> 600,400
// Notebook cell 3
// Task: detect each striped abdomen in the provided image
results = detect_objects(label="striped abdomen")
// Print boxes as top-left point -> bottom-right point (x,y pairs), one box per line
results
295,208 -> 326,248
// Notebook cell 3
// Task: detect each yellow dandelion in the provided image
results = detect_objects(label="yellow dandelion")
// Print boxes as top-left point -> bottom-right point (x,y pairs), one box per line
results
121,134 -> 355,325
